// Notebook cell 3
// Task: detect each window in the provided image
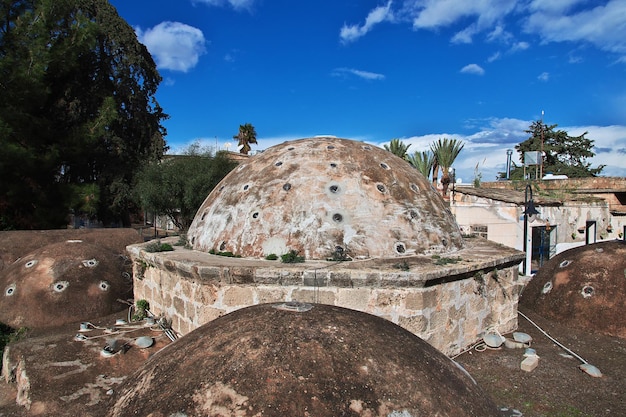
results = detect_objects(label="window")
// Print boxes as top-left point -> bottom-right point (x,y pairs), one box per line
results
470,225 -> 488,238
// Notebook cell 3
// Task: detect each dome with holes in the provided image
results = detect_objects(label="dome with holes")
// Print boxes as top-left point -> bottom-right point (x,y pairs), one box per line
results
520,240 -> 626,339
187,137 -> 463,259
0,240 -> 133,328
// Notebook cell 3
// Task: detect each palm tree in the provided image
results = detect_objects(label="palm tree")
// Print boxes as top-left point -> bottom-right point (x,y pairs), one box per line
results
233,123 -> 258,155
384,138 -> 411,159
431,138 -> 464,196
406,150 -> 435,179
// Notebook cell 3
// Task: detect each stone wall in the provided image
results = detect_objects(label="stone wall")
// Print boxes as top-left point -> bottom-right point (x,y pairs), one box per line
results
128,238 -> 526,356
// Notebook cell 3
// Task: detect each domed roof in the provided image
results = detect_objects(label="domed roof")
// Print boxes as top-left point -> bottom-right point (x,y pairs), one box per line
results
0,240 -> 132,328
520,240 -> 626,338
110,303 -> 499,417
187,137 -> 463,259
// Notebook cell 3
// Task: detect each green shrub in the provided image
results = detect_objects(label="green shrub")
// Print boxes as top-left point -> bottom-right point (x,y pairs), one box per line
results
132,299 -> 150,321
265,253 -> 278,260
145,240 -> 174,252
281,250 -> 305,263
209,249 -> 242,258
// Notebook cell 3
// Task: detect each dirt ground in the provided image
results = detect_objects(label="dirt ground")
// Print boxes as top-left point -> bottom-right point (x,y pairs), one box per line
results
455,307 -> 626,417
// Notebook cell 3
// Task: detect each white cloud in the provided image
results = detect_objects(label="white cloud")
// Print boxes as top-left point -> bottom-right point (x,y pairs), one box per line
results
451,25 -> 478,44
510,41 -> 529,52
192,0 -> 255,11
524,0 -> 626,57
537,72 -> 549,82
136,22 -> 206,72
460,63 -> 485,75
410,0 -> 518,32
487,51 -> 501,62
388,118 -> 626,183
340,1 -> 394,44
332,68 -> 386,80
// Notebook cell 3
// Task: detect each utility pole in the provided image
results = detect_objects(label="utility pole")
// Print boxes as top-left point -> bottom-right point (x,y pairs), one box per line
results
539,110 -> 544,179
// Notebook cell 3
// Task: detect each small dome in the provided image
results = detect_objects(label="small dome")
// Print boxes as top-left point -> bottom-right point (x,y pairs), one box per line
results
0,241 -> 132,328
110,303 -> 499,417
188,137 -> 463,259
520,240 -> 626,338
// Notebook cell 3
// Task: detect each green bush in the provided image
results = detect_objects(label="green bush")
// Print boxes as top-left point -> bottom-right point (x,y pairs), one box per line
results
209,249 -> 242,258
265,253 -> 278,260
145,240 -> 174,252
281,250 -> 305,263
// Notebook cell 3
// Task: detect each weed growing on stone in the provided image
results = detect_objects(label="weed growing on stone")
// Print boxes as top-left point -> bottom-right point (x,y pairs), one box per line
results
145,240 -> 174,252
393,261 -> 410,271
431,255 -> 462,265
281,250 -> 305,263
209,249 -> 242,258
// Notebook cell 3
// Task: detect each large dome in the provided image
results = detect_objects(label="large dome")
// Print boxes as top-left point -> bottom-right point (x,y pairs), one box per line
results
109,303 -> 499,417
188,137 -> 463,259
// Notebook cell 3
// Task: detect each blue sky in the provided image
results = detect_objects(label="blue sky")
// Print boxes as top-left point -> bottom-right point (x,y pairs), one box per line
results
109,0 -> 626,183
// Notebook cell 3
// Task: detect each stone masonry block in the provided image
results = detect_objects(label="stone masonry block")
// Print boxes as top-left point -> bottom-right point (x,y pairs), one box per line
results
222,286 -> 254,307
195,284 -> 219,305
179,279 -> 194,299
521,356 -> 539,372
255,287 -> 289,304
374,290 -> 405,309
429,310 -> 448,331
173,296 -> 186,317
291,289 -> 335,305
397,314 -> 428,335
196,265 -> 222,282
196,305 -> 226,327
335,288 -> 371,311
405,289 -> 437,311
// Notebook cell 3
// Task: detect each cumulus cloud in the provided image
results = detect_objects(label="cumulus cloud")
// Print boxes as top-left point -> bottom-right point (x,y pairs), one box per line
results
136,22 -> 207,72
460,63 -> 485,75
192,0 -> 255,11
339,0 -> 625,62
390,118 -> 626,183
537,72 -> 550,82
340,1 -> 394,44
411,0 -> 517,33
332,67 -> 386,80
524,0 -> 626,57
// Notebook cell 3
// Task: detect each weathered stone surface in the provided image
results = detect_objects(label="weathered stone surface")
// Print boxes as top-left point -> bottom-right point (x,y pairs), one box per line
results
187,137 -> 464,260
127,236 -> 525,355
109,303 -> 500,417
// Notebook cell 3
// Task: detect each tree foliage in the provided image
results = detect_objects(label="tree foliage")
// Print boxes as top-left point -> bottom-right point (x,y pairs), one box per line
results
384,138 -> 411,159
134,143 -> 238,231
406,150 -> 434,179
431,138 -> 464,195
0,0 -> 167,229
233,123 -> 257,155
508,121 -> 604,180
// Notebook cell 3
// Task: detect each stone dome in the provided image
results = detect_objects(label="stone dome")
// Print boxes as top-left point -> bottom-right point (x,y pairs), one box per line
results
187,137 -> 463,259
520,240 -> 626,339
0,240 -> 132,328
109,303 -> 499,417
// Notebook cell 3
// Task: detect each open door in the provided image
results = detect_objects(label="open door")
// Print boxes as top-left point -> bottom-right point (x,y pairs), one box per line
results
585,220 -> 597,245
531,225 -> 556,270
